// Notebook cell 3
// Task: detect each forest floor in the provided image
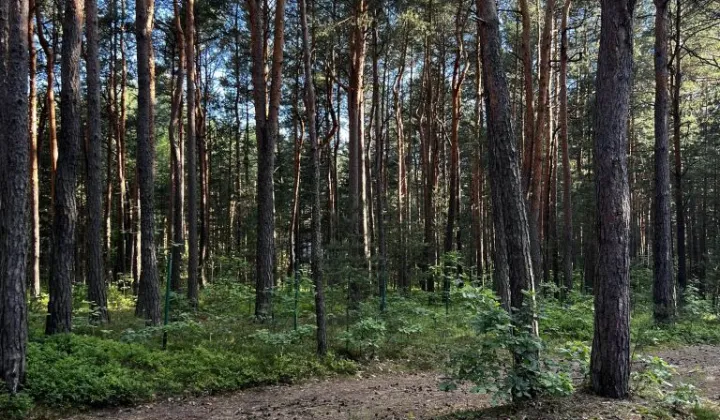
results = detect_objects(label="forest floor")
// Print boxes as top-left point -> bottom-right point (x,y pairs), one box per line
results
59,345 -> 720,420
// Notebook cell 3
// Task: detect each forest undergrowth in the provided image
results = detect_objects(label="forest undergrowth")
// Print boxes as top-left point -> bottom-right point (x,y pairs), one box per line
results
4,263 -> 720,419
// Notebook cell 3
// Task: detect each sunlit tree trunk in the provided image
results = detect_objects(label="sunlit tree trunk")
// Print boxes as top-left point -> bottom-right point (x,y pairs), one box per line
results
28,0 -> 41,298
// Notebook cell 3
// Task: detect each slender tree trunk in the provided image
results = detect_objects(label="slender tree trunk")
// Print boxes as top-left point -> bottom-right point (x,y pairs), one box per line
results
590,0 -> 635,399
85,0 -> 108,323
186,0 -> 199,306
671,0 -> 685,291
559,0 -> 573,291
653,0 -> 675,324
299,0 -> 326,355
28,0 -> 41,298
0,0 -> 30,392
393,28 -> 408,291
36,5 -> 58,199
288,70 -> 303,277
445,0 -> 469,254
170,0 -> 184,291
47,0 -> 82,334
371,10 -> 387,310
134,0 -> 161,324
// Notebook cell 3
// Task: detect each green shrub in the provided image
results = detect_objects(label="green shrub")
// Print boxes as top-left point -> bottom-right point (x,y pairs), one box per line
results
0,393 -> 33,420
444,289 -> 574,404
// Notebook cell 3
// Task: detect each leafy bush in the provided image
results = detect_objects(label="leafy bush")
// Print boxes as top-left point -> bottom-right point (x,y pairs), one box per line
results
0,393 -> 33,420
444,289 -> 574,404
632,356 -> 700,408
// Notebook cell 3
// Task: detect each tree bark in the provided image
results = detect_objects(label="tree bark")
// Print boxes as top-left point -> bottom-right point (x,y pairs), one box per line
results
299,0 -> 326,355
0,0 -> 30,392
186,0 -> 199,306
35,4 -> 58,200
47,0 -> 82,334
134,0 -> 161,324
477,0 -> 537,329
85,0 -> 108,323
393,27 -> 408,291
444,0 -> 469,254
170,0 -> 184,291
559,0 -> 573,292
671,0 -> 685,291
590,0 -> 635,399
248,0 -> 285,319
28,0 -> 41,298
652,0 -> 675,324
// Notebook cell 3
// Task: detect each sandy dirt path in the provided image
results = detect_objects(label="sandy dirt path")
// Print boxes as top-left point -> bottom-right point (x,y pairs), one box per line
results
62,345 -> 720,420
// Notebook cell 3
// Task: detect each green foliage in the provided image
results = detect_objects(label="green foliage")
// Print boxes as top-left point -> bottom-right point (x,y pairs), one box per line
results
0,393 -> 33,420
444,289 -> 575,404
23,333 -> 354,411
632,356 -> 700,409
339,317 -> 387,360
250,325 -> 316,356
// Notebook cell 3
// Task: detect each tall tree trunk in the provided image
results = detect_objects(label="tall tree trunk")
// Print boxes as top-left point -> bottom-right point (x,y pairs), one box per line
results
393,28 -> 408,291
0,0 -> 30,392
36,4 -> 58,199
299,0 -> 326,355
348,0 -> 370,283
170,0 -> 184,291
518,0 -> 534,194
590,0 -> 635,399
134,0 -> 161,324
47,0 -> 82,334
559,0 -> 573,291
652,0 -> 675,324
671,0 -> 685,291
472,19 -> 485,278
28,0 -> 41,298
477,0 -> 537,329
85,0 -> 108,323
186,0 -> 199,306
248,0 -> 285,319
445,0 -> 469,254
288,68 -> 303,277
371,9 -> 387,310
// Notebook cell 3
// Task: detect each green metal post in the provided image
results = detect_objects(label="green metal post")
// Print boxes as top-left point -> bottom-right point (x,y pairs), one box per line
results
162,252 -> 172,350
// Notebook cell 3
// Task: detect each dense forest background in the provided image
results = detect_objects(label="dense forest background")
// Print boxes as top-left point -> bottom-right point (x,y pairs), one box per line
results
2,0 -> 720,416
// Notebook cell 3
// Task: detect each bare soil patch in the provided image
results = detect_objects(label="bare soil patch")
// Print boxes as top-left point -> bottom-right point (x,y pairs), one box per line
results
57,346 -> 720,420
